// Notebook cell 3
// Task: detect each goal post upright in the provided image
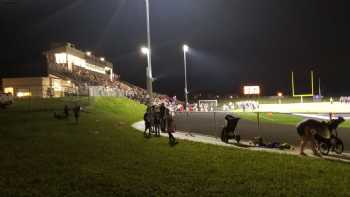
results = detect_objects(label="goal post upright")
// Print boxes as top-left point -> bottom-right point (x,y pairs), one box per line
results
311,70 -> 314,96
291,71 -> 295,96
291,70 -> 315,102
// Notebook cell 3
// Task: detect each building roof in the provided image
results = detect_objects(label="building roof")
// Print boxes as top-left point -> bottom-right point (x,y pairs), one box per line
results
43,43 -> 113,68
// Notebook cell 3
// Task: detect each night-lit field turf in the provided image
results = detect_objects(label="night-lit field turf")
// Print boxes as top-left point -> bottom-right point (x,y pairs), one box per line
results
1,97 -> 350,196
235,112 -> 304,125
235,112 -> 350,128
220,96 -> 326,105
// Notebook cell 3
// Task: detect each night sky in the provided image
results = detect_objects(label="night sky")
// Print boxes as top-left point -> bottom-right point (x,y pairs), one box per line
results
1,0 -> 349,98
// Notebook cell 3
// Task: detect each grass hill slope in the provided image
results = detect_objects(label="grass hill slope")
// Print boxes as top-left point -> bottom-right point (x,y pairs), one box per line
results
0,97 -> 349,197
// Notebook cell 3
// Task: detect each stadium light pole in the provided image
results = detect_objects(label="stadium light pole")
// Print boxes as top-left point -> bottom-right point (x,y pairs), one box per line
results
140,46 -> 152,103
183,44 -> 189,111
144,0 -> 153,105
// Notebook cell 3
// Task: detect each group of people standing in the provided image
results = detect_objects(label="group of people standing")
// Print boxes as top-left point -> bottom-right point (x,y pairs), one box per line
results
144,103 -> 177,145
339,96 -> 350,104
236,100 -> 259,111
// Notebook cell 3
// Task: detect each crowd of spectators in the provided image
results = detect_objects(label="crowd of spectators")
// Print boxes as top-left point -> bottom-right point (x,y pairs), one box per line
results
339,96 -> 350,104
235,100 -> 259,111
50,63 -> 150,99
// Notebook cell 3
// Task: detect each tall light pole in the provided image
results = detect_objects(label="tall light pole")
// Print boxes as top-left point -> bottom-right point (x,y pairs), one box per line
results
144,0 -> 153,105
183,44 -> 189,111
141,46 -> 152,103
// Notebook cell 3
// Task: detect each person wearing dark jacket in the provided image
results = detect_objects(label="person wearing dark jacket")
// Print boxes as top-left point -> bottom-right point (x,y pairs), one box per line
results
64,105 -> 69,118
73,104 -> 81,124
160,103 -> 167,132
296,119 -> 324,156
144,107 -> 152,136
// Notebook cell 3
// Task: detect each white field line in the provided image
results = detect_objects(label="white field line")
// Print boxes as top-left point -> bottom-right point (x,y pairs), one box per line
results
293,113 -> 350,120
259,102 -> 350,113
178,102 -> 350,113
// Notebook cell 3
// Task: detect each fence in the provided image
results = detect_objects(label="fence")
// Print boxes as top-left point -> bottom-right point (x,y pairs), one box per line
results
88,86 -> 125,97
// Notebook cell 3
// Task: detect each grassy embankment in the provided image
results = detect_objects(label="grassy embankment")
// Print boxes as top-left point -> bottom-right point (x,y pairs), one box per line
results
0,97 -> 349,197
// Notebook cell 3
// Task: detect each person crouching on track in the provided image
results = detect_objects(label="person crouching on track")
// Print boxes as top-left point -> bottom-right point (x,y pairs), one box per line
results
296,119 -> 323,156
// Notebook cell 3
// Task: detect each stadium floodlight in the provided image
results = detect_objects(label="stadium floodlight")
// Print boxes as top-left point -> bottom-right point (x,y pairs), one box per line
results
141,45 -> 153,105
182,44 -> 190,111
141,47 -> 149,55
183,44 -> 189,53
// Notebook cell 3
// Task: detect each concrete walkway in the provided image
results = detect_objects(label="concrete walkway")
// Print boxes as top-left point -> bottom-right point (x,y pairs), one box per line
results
132,121 -> 350,163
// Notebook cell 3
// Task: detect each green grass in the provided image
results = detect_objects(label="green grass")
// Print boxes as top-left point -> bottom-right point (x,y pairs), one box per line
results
235,112 -> 350,128
235,112 -> 305,126
0,97 -> 350,197
218,96 -> 333,105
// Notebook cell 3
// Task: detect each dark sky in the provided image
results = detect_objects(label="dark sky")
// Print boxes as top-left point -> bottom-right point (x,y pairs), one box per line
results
1,0 -> 350,98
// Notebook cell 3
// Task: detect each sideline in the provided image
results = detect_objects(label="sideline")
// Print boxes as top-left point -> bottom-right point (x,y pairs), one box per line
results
293,113 -> 350,120
132,121 -> 350,163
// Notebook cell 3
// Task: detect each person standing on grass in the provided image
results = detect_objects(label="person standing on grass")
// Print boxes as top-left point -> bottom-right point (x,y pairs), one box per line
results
150,105 -> 156,134
167,111 -> 178,145
64,105 -> 69,118
144,106 -> 152,136
73,104 -> 81,124
160,103 -> 167,132
154,106 -> 161,136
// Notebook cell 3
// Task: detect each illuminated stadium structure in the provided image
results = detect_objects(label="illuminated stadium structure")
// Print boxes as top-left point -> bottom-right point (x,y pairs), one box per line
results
44,43 -> 114,82
1,43 -> 119,97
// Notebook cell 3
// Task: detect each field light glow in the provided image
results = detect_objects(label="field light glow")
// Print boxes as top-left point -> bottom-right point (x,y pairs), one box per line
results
183,44 -> 189,52
141,47 -> 149,55
17,92 -> 31,97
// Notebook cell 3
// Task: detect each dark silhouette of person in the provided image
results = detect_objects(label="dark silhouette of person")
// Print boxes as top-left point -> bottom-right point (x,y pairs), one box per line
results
144,106 -> 152,136
149,105 -> 156,133
160,103 -> 167,132
64,105 -> 69,118
153,106 -> 161,136
296,119 -> 324,156
73,104 -> 81,123
167,111 -> 178,145
53,105 -> 70,120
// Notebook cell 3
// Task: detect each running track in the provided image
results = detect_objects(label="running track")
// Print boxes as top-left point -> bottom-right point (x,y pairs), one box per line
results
174,112 -> 350,153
